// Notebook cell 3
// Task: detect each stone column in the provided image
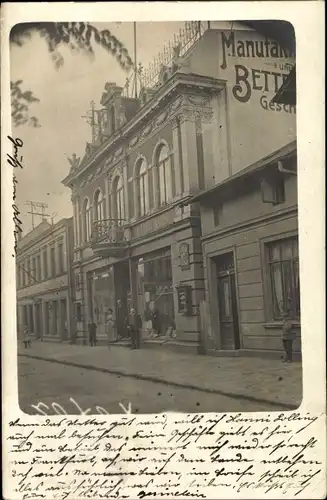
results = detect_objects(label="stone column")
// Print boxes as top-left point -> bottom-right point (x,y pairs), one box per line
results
179,110 -> 198,195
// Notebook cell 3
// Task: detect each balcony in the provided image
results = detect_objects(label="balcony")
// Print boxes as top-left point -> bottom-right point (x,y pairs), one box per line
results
90,219 -> 129,258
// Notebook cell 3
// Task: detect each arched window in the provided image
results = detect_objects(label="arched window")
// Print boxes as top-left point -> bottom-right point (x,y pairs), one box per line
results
156,144 -> 173,206
136,158 -> 149,217
113,176 -> 125,221
83,198 -> 92,242
94,189 -> 105,221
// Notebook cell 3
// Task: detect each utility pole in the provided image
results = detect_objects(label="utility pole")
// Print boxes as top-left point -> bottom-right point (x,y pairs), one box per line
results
25,201 -> 50,229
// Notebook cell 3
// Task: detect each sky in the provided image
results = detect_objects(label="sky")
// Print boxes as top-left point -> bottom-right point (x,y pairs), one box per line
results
10,21 -> 190,234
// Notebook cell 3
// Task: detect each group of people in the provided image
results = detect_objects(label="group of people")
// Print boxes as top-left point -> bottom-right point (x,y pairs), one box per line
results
88,306 -> 143,350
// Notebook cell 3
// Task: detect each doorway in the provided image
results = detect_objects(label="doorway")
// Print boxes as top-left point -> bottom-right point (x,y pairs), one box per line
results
215,252 -> 240,350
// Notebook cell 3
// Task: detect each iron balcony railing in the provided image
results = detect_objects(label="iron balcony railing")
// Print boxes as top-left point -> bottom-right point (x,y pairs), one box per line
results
91,219 -> 127,245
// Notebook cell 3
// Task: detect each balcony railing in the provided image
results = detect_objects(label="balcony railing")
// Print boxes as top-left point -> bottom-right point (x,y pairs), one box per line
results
91,219 -> 127,246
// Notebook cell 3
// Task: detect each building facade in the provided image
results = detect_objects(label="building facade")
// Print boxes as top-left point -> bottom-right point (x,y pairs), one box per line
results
190,142 -> 300,357
16,218 -> 75,342
62,23 -> 297,355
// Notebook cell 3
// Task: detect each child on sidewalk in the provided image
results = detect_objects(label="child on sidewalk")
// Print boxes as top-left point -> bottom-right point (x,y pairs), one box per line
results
281,305 -> 295,363
23,325 -> 31,348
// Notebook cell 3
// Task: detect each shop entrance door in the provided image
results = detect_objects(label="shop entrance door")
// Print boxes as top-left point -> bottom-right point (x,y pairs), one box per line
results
114,261 -> 131,339
215,253 -> 240,350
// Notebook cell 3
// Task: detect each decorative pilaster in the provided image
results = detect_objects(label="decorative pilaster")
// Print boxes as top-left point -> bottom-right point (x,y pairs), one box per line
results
171,117 -> 182,197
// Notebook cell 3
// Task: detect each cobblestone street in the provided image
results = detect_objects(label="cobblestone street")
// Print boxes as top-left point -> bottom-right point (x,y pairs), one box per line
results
18,341 -> 302,413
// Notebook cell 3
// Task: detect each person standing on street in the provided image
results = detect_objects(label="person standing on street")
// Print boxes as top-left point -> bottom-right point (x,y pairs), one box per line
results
88,319 -> 97,347
281,302 -> 295,362
128,308 -> 142,349
23,325 -> 31,348
106,308 -> 115,348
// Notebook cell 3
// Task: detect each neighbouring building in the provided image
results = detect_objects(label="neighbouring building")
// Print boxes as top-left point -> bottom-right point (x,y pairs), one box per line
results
16,218 -> 75,342
62,22 -> 297,355
188,142 -> 300,357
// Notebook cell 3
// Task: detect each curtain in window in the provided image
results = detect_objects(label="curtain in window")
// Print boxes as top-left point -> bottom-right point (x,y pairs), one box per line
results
269,238 -> 300,319
157,145 -> 173,206
94,189 -> 105,221
136,159 -> 149,217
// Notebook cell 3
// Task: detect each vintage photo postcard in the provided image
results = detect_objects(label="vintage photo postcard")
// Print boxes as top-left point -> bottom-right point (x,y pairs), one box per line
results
2,2 -> 326,499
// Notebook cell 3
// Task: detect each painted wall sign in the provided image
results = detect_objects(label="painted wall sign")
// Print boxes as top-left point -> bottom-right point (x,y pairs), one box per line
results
220,30 -> 295,112
220,31 -> 295,71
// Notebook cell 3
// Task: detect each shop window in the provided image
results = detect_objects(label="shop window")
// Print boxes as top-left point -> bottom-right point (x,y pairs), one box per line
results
267,237 -> 300,320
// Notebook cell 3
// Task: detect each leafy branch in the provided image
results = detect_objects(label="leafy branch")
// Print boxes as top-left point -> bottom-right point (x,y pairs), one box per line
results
10,22 -> 134,128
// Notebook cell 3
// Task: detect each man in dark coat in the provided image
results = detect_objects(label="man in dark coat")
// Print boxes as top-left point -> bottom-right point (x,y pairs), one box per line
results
88,319 -> 97,347
128,308 -> 142,349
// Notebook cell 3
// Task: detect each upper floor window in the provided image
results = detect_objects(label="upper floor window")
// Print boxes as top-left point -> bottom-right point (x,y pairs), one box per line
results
50,247 -> 56,277
43,250 -> 48,280
58,243 -> 64,274
267,237 -> 300,320
113,176 -> 125,221
94,189 -> 105,222
136,158 -> 149,217
156,144 -> 173,206
36,255 -> 41,281
83,198 -> 92,242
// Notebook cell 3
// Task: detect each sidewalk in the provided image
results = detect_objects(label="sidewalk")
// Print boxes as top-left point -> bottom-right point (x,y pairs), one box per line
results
18,341 -> 302,409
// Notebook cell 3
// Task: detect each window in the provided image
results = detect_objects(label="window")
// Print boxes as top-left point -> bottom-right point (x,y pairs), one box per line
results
113,176 -> 125,221
26,259 -> 31,284
156,144 -> 173,206
36,255 -> 41,281
22,266 -> 25,287
17,265 -> 21,289
32,257 -> 36,280
83,198 -> 92,242
58,243 -> 64,274
50,247 -> 56,277
94,189 -> 105,221
136,158 -> 149,217
213,204 -> 223,226
43,250 -> 48,280
261,172 -> 285,205
267,237 -> 300,320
